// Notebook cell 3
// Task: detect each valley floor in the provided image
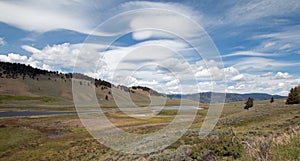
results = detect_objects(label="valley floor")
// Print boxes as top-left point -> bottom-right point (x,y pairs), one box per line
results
0,99 -> 300,160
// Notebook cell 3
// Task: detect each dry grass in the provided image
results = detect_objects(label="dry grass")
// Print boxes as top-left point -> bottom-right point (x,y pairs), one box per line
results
0,98 -> 300,160
239,126 -> 300,161
241,137 -> 273,161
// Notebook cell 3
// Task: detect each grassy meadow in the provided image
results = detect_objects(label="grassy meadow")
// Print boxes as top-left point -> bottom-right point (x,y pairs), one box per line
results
0,97 -> 299,160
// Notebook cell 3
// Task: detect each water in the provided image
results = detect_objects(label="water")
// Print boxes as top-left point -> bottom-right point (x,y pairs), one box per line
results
0,106 -> 202,118
0,111 -> 77,117
150,106 -> 202,111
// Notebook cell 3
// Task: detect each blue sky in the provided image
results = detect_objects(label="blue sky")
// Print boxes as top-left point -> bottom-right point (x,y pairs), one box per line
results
0,0 -> 300,95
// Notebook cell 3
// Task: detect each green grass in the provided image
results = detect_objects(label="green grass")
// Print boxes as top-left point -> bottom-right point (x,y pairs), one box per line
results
272,134 -> 300,160
0,95 -> 56,104
0,126 -> 43,153
0,99 -> 300,160
158,109 -> 178,115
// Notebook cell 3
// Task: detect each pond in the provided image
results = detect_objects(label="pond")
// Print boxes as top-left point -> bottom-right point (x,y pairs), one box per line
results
0,106 -> 203,118
0,111 -> 78,117
150,106 -> 202,111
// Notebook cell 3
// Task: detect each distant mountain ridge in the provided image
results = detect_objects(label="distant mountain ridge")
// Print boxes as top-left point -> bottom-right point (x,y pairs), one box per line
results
167,92 -> 285,103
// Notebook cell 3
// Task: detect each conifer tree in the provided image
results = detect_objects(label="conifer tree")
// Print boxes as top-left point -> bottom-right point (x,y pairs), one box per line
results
244,97 -> 254,110
286,86 -> 300,104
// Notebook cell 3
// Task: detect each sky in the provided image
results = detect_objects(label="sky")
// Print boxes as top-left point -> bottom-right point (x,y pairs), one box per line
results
0,0 -> 300,95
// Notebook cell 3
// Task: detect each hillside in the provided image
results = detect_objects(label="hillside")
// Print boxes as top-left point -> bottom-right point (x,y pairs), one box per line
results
0,61 -> 194,107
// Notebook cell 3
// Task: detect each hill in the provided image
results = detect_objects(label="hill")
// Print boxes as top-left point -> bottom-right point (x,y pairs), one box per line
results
167,92 -> 285,103
0,61 -> 194,107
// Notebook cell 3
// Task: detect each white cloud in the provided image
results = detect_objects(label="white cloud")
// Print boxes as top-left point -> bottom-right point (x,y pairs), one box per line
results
129,12 -> 199,40
225,0 -> 300,25
100,39 -> 193,83
260,72 -> 273,77
193,60 -> 225,81
196,81 -> 226,93
0,0 -> 203,38
231,74 -> 245,82
275,72 -> 291,79
23,43 -> 80,69
89,1 -> 205,41
197,81 -> 215,92
255,27 -> 300,43
195,68 -> 211,77
0,53 -> 27,62
195,66 -> 224,81
224,71 -> 300,95
253,26 -> 300,53
0,0 -> 123,36
194,63 -> 240,82
275,91 -> 289,96
223,51 -> 273,58
232,57 -> 300,72
122,75 -> 159,87
0,1 -> 85,33
166,79 -> 180,87
0,37 -> 4,46
157,57 -> 192,75
21,45 -> 41,53
279,44 -> 292,50
162,75 -> 173,81
224,66 -> 239,76
0,43 -> 110,73
235,84 -> 246,90
264,42 -> 276,48
278,82 -> 285,87
120,1 -> 201,23
0,53 -> 51,70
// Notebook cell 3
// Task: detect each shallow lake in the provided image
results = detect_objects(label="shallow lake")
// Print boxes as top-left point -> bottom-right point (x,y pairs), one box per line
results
0,111 -> 77,117
150,106 -> 202,111
0,106 -> 202,118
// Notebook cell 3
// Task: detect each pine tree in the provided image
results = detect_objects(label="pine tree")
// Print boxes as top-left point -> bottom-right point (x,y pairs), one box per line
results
297,87 -> 300,103
244,97 -> 254,110
286,88 -> 294,104
286,86 -> 300,104
293,87 -> 300,104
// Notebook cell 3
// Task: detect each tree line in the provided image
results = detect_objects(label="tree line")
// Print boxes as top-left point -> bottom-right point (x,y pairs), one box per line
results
0,61 -> 113,88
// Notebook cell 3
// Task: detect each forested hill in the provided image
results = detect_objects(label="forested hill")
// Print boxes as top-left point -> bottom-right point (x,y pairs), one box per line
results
0,61 -> 167,107
0,61 -> 113,88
